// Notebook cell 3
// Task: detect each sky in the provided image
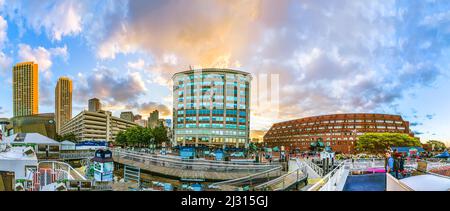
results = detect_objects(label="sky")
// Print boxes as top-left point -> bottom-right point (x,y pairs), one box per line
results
0,0 -> 449,146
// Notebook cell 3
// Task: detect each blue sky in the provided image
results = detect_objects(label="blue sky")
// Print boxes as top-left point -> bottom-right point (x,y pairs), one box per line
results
0,0 -> 449,146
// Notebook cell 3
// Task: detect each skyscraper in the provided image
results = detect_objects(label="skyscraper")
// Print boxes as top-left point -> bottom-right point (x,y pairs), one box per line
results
13,62 -> 39,117
88,98 -> 101,112
120,111 -> 134,122
55,77 -> 73,134
148,110 -> 159,128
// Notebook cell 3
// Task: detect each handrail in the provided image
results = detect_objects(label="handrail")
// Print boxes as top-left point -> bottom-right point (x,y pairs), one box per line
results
307,161 -> 345,191
303,158 -> 324,177
38,161 -> 87,181
115,149 -> 268,165
209,166 -> 283,187
114,149 -> 278,170
254,158 -> 307,191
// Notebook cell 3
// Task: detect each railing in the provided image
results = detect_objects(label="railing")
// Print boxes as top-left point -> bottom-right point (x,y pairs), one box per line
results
303,158 -> 324,177
307,161 -> 346,191
346,158 -> 418,171
38,161 -> 87,181
253,158 -> 307,191
35,161 -> 88,191
113,150 -> 279,173
208,166 -> 283,188
114,149 -> 267,165
59,151 -> 95,160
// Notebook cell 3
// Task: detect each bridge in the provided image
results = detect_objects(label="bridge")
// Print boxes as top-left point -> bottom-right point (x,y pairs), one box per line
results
112,149 -> 282,181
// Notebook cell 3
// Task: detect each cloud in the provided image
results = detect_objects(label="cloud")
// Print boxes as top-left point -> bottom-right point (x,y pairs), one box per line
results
3,0 -> 83,41
126,101 -> 171,117
426,114 -> 435,120
127,59 -> 146,70
0,16 -> 11,72
413,131 -> 424,135
17,44 -> 68,79
71,0 -> 446,132
410,122 -> 423,127
0,16 -> 7,47
4,0 -> 447,134
75,67 -> 147,107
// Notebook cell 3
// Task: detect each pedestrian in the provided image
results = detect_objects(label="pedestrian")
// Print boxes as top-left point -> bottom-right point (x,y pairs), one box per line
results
385,152 -> 393,173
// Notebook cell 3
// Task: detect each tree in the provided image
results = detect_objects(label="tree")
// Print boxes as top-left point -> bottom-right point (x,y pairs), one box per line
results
55,133 -> 78,142
115,131 -> 127,146
426,140 -> 447,152
355,133 -> 421,154
152,123 -> 169,146
116,126 -> 154,147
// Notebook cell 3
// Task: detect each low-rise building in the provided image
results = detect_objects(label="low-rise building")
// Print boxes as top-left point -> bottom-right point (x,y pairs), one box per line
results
60,110 -> 137,142
264,113 -> 415,154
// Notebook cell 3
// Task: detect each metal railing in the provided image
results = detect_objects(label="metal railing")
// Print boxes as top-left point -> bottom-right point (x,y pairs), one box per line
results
114,149 -> 268,165
253,158 -> 307,191
59,151 -> 95,160
35,161 -> 88,191
303,158 -> 324,177
307,161 -> 346,191
208,166 -> 283,188
113,150 -> 279,173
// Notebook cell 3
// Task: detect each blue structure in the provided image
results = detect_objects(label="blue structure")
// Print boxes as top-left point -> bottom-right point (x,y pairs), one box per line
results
215,149 -> 224,161
435,151 -> 449,158
180,147 -> 195,159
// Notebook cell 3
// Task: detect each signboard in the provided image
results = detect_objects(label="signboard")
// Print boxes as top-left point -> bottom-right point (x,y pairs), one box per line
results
180,147 -> 195,159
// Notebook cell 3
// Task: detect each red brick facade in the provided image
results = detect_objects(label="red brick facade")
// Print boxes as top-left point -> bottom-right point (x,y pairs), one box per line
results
263,113 -> 415,154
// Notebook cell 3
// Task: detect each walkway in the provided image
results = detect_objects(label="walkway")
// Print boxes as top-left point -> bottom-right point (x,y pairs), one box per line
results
113,149 -> 281,181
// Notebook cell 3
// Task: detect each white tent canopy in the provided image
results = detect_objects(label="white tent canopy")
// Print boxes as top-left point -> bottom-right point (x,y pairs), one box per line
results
60,140 -> 76,150
3,133 -> 60,145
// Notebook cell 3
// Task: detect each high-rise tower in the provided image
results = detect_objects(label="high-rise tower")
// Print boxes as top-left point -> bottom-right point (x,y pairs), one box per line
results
55,77 -> 73,134
13,62 -> 39,117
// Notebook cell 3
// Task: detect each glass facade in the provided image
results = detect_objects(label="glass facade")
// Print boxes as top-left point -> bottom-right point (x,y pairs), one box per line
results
172,69 -> 251,147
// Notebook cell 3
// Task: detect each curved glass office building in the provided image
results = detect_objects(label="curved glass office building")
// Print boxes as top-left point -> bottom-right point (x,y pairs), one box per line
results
172,68 -> 251,148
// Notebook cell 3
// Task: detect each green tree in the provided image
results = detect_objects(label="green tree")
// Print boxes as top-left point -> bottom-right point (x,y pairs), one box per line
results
55,133 -> 78,142
152,123 -> 169,146
115,131 -> 127,146
355,133 -> 421,154
426,140 -> 447,152
117,126 -> 155,147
